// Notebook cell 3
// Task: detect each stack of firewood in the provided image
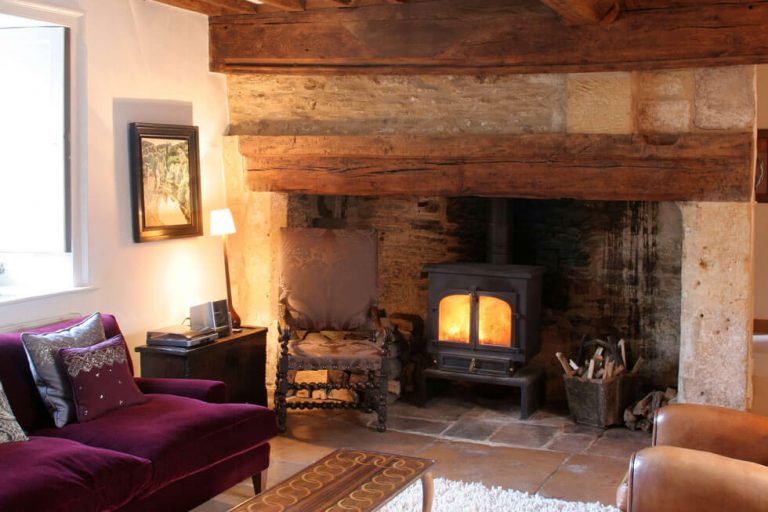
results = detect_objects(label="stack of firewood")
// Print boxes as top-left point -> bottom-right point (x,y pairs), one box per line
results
624,388 -> 677,432
554,338 -> 643,381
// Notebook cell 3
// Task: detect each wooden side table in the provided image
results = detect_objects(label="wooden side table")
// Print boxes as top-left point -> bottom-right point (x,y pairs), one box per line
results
136,327 -> 267,406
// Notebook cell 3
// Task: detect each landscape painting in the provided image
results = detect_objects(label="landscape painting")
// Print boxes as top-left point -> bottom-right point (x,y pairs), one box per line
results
129,123 -> 202,242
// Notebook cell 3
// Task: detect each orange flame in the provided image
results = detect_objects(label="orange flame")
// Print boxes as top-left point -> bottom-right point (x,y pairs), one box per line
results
438,295 -> 470,343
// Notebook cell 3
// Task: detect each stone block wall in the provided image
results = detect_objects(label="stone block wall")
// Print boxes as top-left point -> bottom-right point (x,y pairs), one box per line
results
224,66 -> 755,409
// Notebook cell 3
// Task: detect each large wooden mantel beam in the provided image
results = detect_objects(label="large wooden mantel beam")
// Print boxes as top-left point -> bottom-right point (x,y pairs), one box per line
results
539,0 -> 619,24
209,0 -> 768,74
236,133 -> 753,202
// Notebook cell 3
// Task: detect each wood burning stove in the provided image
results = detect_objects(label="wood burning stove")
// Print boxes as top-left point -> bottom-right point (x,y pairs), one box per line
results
419,262 -> 546,418
425,263 -> 543,372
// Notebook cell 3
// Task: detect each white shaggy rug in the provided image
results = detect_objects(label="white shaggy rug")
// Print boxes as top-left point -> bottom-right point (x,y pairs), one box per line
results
380,478 -> 620,512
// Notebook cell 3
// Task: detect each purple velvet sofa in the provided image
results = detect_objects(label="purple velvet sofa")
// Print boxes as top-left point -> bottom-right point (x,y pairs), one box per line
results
0,314 -> 277,511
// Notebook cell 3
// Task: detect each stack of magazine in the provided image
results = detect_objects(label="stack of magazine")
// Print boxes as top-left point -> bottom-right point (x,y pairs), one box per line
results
146,325 -> 218,348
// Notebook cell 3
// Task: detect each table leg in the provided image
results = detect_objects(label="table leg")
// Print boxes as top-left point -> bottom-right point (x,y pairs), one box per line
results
421,472 -> 434,512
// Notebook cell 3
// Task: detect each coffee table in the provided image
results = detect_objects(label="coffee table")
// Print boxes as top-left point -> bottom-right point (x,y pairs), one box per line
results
229,449 -> 435,512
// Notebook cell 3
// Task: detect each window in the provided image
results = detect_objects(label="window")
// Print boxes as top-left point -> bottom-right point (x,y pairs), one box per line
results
0,13 -> 72,298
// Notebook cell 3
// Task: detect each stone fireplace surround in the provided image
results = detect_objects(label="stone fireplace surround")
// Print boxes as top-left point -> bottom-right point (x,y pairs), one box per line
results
222,66 -> 756,411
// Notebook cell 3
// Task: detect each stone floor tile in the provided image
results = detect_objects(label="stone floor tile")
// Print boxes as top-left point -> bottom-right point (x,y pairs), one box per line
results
379,415 -> 451,436
586,429 -> 651,459
489,422 -> 560,449
442,417 -> 501,441
563,423 -> 605,435
388,396 -> 473,422
416,440 -> 568,493
545,432 -> 598,454
537,453 -> 629,506
268,434 -> 336,465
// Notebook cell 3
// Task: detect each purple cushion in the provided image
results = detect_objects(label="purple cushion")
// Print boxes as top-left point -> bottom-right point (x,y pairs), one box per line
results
21,313 -> 107,427
37,394 -> 277,490
0,314 -> 128,433
59,336 -> 146,423
0,436 -> 151,512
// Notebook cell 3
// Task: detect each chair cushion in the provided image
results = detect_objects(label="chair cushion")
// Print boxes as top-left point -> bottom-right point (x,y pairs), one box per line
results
279,228 -> 378,331
36,394 -> 277,491
0,436 -> 151,512
287,331 -> 383,371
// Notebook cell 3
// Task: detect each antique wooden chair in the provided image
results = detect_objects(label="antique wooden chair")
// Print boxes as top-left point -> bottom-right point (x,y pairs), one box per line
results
275,228 -> 391,433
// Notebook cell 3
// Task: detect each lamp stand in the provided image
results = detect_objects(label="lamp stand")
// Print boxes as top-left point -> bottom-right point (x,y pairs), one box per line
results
222,235 -> 241,329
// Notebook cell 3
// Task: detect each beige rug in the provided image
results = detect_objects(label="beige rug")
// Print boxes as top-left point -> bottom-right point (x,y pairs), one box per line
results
380,478 -> 620,512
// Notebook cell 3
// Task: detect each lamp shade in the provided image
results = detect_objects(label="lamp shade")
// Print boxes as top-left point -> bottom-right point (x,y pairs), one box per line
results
210,208 -> 236,236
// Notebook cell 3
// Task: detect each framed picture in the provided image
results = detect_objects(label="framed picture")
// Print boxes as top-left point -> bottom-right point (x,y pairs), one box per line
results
129,123 -> 202,242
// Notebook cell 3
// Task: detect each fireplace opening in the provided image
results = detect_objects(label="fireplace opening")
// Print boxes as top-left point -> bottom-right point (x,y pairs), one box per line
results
284,194 -> 682,407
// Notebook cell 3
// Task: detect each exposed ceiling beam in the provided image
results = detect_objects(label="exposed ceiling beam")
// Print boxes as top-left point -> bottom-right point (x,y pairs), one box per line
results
209,0 -> 768,75
258,0 -> 306,10
539,0 -> 619,24
236,132 -> 753,202
152,0 -> 259,15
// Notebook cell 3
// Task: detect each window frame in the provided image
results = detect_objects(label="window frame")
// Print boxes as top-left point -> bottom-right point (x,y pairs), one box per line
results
0,0 -> 87,298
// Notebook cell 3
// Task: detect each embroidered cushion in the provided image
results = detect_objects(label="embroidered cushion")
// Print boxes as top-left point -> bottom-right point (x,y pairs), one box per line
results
0,381 -> 27,443
21,313 -> 106,427
59,336 -> 146,423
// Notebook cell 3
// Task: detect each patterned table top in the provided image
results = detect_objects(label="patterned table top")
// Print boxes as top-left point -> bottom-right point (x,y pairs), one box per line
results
230,449 -> 435,512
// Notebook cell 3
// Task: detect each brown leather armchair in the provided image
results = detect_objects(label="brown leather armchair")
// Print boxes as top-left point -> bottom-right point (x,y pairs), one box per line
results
617,404 -> 768,512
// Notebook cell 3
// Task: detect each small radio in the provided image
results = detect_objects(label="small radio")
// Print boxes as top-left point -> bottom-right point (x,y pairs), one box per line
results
190,300 -> 231,338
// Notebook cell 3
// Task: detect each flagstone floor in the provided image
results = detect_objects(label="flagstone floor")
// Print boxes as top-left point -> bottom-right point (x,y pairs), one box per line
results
194,385 -> 650,511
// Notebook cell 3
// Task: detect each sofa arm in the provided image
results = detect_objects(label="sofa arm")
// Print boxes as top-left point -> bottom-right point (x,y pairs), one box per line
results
654,404 -> 768,465
626,446 -> 768,512
134,377 -> 227,403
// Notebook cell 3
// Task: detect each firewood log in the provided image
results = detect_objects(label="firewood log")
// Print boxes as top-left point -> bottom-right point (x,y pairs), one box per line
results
555,352 -> 575,376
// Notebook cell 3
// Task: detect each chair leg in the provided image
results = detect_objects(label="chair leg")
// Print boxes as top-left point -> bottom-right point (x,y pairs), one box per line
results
252,469 -> 268,494
376,368 -> 387,433
275,369 -> 288,433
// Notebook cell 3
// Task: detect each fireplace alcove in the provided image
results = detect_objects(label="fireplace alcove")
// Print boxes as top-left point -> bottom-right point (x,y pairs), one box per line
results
223,126 -> 755,411
280,194 -> 683,408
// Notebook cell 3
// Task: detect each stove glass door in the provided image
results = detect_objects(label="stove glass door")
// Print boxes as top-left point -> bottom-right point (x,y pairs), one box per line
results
438,294 -> 471,343
477,295 -> 513,348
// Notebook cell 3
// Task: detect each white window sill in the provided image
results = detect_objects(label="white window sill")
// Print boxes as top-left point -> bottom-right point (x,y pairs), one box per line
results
0,285 -> 94,306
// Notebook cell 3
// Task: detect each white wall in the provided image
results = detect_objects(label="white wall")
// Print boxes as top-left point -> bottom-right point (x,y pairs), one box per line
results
756,65 -> 768,319
0,0 -> 230,370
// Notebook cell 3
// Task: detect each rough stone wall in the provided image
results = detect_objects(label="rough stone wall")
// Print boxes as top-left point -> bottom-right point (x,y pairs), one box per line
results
224,66 -> 755,408
515,200 -> 683,401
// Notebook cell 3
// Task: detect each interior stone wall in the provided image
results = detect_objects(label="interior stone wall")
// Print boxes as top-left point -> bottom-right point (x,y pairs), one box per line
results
516,200 -> 682,401
224,66 -> 755,409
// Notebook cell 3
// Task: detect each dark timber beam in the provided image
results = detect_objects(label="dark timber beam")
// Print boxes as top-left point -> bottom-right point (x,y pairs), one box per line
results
236,132 -> 753,202
259,0 -> 305,10
209,0 -> 768,74
152,0 -> 258,16
540,0 -> 619,24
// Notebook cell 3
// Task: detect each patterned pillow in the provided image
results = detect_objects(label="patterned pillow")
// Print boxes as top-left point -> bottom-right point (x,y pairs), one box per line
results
0,381 -> 28,443
21,313 -> 106,427
59,336 -> 146,423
